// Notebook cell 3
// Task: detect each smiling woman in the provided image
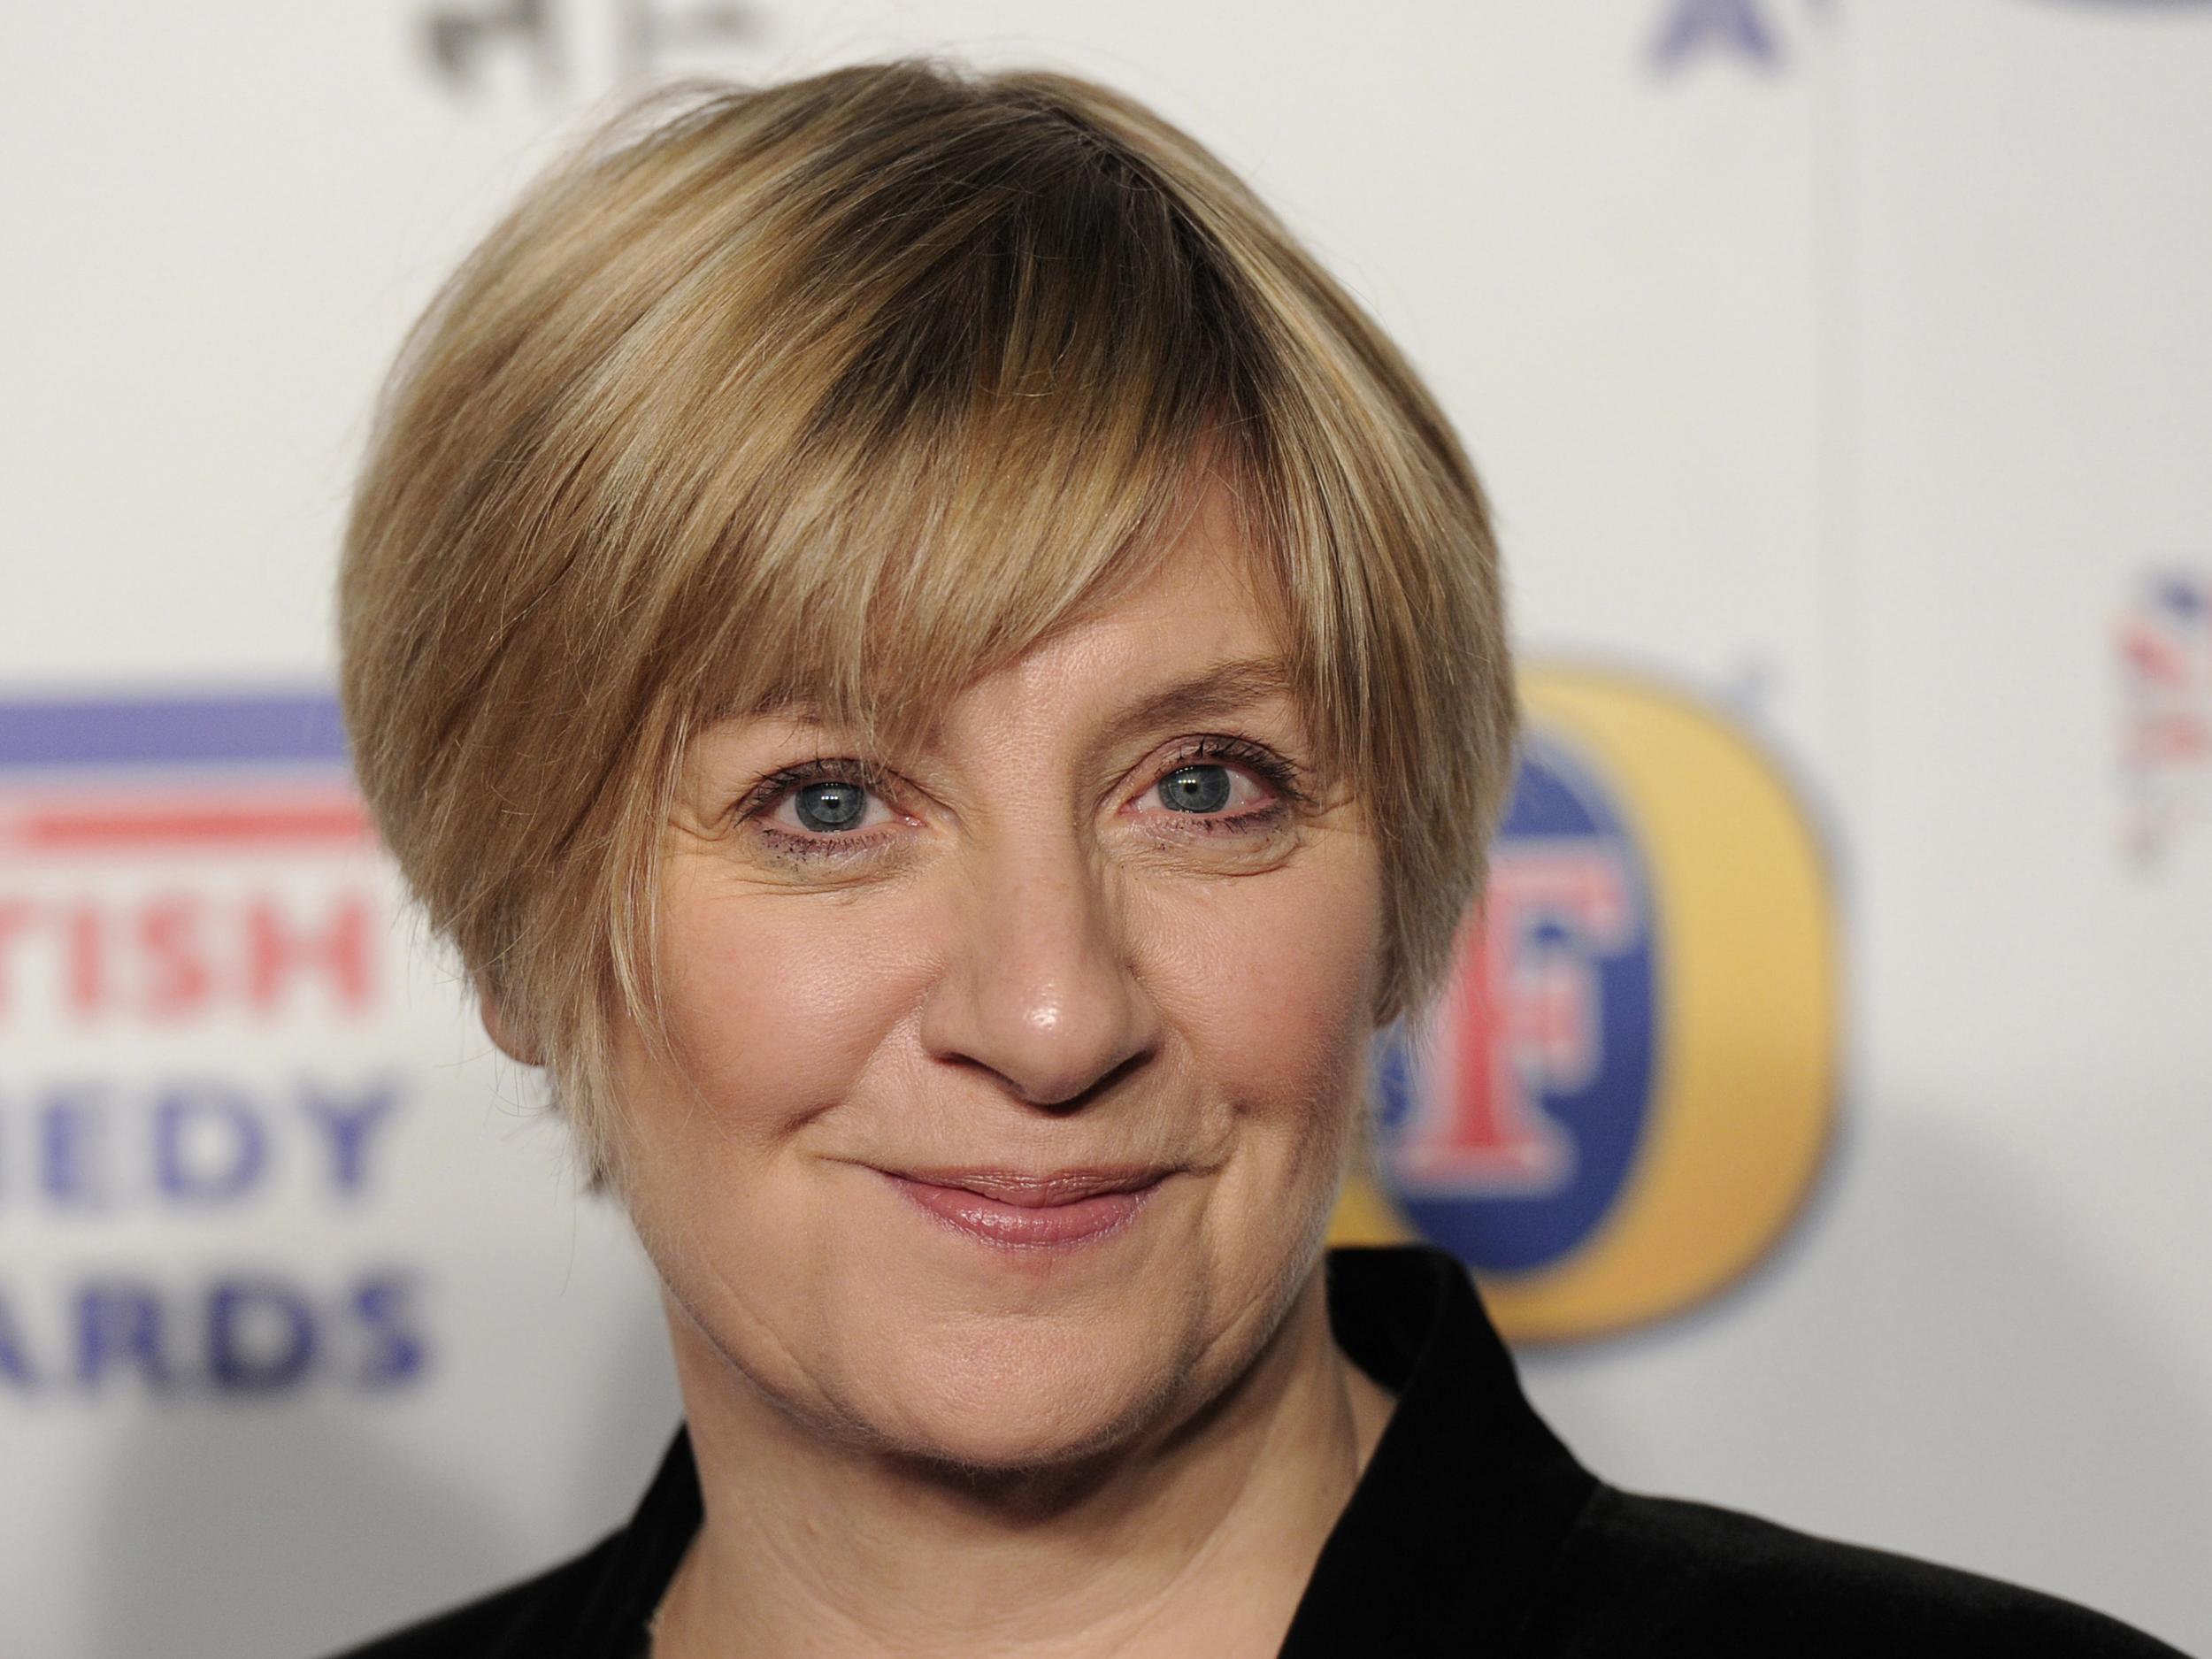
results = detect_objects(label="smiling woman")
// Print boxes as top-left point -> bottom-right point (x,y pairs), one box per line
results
632,506 -> 1388,1483
339,63 -> 1511,1202
329,55 -> 2180,1659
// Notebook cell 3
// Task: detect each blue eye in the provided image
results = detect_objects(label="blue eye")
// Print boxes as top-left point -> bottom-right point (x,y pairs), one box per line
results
1158,764 -> 1233,814
793,780 -> 869,832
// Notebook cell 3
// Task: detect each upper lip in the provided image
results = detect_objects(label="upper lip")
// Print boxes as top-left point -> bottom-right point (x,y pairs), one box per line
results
883,1166 -> 1171,1208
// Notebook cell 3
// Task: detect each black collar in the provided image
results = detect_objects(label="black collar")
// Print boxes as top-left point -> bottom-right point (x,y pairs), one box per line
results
570,1245 -> 1596,1655
1281,1246 -> 1599,1651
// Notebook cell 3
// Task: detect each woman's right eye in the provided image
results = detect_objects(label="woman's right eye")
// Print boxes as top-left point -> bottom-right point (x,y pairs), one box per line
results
786,779 -> 872,833
762,773 -> 896,839
721,754 -> 918,868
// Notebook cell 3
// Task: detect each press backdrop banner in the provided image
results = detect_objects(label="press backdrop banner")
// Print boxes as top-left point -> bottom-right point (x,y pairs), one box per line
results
2,4 -> 2206,1655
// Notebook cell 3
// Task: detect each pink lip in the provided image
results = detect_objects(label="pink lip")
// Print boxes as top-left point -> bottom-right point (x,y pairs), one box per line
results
879,1167 -> 1166,1248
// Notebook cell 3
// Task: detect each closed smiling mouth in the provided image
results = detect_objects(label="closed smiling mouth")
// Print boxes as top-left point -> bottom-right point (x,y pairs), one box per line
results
872,1164 -> 1171,1247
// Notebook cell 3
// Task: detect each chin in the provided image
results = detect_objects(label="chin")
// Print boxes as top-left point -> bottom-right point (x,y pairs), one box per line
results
849,1314 -> 1195,1478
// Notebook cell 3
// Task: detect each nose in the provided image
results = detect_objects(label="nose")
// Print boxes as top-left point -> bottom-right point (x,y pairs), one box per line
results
916,838 -> 1161,1110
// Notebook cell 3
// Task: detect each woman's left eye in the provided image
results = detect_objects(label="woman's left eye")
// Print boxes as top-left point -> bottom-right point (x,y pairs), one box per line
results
1150,762 -> 1256,817
1159,765 -> 1248,818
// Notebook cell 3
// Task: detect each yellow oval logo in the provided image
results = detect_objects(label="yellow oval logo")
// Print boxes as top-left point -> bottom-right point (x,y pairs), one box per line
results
1333,664 -> 1841,1342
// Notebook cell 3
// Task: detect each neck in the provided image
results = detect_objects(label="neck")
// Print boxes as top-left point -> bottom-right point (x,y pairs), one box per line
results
652,1263 -> 1394,1659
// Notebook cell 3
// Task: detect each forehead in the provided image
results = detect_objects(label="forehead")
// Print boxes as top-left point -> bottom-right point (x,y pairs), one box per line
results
923,552 -> 1297,768
741,478 -> 1296,738
993,505 -> 1279,684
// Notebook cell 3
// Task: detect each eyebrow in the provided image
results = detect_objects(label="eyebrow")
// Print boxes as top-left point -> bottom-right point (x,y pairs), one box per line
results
748,656 -> 1295,733
731,655 -> 1303,773
1094,655 -> 1298,751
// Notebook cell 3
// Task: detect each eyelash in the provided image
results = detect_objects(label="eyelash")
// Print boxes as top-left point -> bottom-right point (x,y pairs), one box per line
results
731,736 -> 1310,864
730,758 -> 897,864
1148,736 -> 1309,835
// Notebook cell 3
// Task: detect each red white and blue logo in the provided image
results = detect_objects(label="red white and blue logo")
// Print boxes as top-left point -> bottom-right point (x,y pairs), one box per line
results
0,692 -> 363,857
1339,664 -> 1841,1342
1375,732 -> 1658,1273
2116,571 -> 2212,864
0,692 -> 377,1025
0,691 -> 418,1398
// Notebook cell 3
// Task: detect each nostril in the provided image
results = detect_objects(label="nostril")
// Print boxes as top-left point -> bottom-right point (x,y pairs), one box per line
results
1010,1047 -> 1152,1115
913,878 -> 1164,1108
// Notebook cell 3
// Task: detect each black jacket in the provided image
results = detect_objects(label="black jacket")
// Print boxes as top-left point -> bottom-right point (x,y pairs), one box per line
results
330,1246 -> 2188,1657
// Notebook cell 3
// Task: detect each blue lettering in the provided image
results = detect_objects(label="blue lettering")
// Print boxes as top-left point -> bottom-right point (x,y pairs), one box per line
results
154,1083 -> 269,1205
207,1277 -> 318,1393
300,1078 -> 402,1199
75,1281 -> 173,1388
1650,0 -> 1784,71
0,1288 -> 35,1390
40,1089 -> 108,1208
9,1267 -> 434,1395
352,1271 -> 428,1388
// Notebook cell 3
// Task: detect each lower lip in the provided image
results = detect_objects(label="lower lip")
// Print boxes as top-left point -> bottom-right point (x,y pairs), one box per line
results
883,1174 -> 1161,1248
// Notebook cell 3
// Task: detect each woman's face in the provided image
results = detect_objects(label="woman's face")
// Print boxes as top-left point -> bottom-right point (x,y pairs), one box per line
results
613,485 -> 1386,1472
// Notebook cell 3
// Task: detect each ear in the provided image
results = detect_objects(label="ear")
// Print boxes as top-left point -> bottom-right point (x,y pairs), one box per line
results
478,984 -> 545,1066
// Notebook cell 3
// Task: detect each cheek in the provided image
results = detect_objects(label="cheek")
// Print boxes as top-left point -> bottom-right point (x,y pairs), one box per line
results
626,863 -> 919,1157
1144,844 -> 1385,1146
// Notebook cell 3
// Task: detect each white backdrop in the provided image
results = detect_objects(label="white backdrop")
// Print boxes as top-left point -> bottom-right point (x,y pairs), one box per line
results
2,3 -> 2206,1655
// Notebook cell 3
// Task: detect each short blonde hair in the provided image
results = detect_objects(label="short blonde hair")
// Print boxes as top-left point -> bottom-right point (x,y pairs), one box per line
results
340,58 -> 1516,1178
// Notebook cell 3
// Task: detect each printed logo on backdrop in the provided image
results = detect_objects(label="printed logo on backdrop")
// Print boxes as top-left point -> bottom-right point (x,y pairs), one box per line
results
2117,571 -> 2212,864
1330,665 -> 1840,1343
0,695 -> 423,1399
419,0 -> 764,92
1647,0 -> 1833,73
